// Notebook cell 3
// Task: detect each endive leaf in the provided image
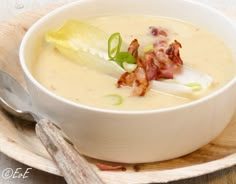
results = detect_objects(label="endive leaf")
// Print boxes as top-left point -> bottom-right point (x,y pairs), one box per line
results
152,80 -> 196,99
45,19 -> 108,58
174,66 -> 212,89
56,46 -> 124,78
46,19 -> 124,77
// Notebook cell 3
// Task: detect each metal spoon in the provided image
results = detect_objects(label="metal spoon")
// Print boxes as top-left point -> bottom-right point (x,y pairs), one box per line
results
0,71 -> 103,184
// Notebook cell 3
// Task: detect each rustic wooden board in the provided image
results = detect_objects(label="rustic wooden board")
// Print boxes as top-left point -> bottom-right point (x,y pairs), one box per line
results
1,4 -> 236,184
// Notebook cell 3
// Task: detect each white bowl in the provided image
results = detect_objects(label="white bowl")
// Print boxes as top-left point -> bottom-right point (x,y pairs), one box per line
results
20,0 -> 236,163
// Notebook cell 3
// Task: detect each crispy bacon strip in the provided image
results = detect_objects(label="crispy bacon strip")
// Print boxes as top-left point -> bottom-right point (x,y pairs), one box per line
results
96,163 -> 126,171
132,63 -> 149,96
117,38 -> 183,96
117,57 -> 149,96
128,39 -> 140,58
143,51 -> 160,80
144,48 -> 175,80
117,72 -> 135,87
149,39 -> 183,79
166,40 -> 183,65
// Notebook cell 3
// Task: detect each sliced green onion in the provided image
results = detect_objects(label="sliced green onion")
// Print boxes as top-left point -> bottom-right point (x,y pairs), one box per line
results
185,83 -> 202,91
143,44 -> 154,52
114,52 -> 136,66
123,62 -> 137,72
108,32 -> 136,68
104,94 -> 123,105
108,32 -> 122,59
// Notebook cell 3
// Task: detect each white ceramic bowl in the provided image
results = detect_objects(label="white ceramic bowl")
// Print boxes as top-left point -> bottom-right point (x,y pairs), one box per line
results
20,0 -> 236,163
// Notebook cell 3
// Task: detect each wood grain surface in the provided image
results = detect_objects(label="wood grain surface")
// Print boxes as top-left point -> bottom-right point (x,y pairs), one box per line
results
36,119 -> 103,184
1,1 -> 236,183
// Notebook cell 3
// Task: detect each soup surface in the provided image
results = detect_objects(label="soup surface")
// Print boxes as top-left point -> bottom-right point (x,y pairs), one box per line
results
31,16 -> 236,110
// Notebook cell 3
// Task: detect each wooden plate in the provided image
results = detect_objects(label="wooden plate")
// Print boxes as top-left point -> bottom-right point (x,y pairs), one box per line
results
1,4 -> 236,183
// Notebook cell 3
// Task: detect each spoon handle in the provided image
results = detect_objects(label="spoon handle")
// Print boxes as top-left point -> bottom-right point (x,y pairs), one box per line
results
35,119 -> 103,184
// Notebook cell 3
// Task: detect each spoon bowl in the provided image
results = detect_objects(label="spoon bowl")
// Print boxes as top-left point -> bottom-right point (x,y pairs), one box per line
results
0,71 -> 34,121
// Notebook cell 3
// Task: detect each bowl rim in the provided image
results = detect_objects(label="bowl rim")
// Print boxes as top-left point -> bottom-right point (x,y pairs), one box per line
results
19,0 -> 236,115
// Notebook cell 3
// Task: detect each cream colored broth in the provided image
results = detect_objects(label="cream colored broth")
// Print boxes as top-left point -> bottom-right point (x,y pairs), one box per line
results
32,16 -> 236,110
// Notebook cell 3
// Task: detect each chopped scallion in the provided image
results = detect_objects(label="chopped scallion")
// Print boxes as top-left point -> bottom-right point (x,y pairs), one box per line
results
105,94 -> 123,105
115,52 -> 136,66
108,32 -> 122,59
108,33 -> 136,69
185,83 -> 202,91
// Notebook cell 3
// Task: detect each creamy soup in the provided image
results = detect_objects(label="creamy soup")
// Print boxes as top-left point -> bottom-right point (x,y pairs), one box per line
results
31,16 -> 236,110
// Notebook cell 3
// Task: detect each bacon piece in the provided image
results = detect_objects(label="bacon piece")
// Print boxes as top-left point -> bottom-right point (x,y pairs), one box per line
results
117,57 -> 149,96
116,38 -> 184,96
96,163 -> 126,171
159,30 -> 168,37
149,26 -> 168,37
152,40 -> 183,79
159,69 -> 174,79
128,39 -> 140,58
153,40 -> 170,67
117,72 -> 135,87
143,51 -> 160,80
153,49 -> 169,67
166,40 -> 183,65
132,64 -> 149,96
144,47 -> 174,80
145,59 -> 160,81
